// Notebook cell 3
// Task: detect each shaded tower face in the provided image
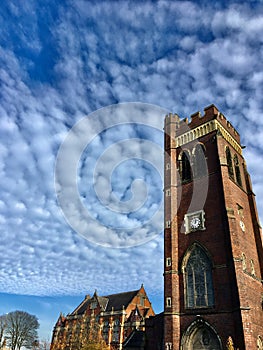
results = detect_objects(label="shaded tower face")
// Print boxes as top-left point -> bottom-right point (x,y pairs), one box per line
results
163,105 -> 263,350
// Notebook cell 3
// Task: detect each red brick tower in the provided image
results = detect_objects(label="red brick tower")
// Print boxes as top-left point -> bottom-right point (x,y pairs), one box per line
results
163,105 -> 263,350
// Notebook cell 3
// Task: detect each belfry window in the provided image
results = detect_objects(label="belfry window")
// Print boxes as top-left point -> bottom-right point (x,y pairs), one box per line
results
180,151 -> 192,182
184,245 -> 214,308
226,147 -> 234,179
193,144 -> 207,178
234,155 -> 242,187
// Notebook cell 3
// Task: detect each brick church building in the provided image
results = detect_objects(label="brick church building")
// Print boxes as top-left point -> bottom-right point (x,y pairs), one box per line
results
50,285 -> 156,350
50,105 -> 263,350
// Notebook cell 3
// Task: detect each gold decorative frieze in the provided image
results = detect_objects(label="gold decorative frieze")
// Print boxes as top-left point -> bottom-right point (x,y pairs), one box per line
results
175,120 -> 242,155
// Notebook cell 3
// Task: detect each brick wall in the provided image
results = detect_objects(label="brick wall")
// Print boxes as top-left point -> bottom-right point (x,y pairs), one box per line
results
164,106 -> 263,350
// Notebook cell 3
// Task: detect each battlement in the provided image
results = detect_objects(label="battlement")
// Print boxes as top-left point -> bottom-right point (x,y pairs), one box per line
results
165,104 -> 240,145
190,104 -> 240,143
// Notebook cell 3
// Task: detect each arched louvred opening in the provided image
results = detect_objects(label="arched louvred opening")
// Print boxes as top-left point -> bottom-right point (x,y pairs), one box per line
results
183,244 -> 214,309
179,150 -> 192,183
234,154 -> 243,187
226,147 -> 234,180
193,143 -> 208,178
181,318 -> 223,350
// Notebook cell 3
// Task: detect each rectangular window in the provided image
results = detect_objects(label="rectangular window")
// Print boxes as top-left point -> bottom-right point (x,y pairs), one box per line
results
166,257 -> 171,267
166,220 -> 171,228
166,189 -> 171,196
112,331 -> 119,342
166,297 -> 172,307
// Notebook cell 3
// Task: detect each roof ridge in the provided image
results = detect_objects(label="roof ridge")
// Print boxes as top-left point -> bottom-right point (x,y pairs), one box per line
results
70,295 -> 91,315
104,289 -> 139,298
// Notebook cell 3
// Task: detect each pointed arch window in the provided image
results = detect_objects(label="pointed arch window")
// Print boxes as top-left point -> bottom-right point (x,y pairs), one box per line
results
181,319 -> 222,350
226,147 -> 234,180
234,154 -> 243,187
193,143 -> 207,178
179,151 -> 192,183
184,245 -> 214,308
257,335 -> 263,350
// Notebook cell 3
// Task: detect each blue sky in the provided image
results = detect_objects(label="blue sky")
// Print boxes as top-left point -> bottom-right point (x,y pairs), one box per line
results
1,0 -> 263,342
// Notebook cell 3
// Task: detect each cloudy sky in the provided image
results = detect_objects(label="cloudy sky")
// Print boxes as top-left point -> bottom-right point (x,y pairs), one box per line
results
1,0 -> 263,341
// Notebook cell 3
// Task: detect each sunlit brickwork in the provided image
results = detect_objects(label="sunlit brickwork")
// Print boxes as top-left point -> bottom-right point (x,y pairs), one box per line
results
164,104 -> 263,350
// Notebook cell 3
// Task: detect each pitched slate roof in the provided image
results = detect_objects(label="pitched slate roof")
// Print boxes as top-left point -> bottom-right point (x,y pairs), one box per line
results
70,289 -> 139,315
71,295 -> 91,315
104,289 -> 139,311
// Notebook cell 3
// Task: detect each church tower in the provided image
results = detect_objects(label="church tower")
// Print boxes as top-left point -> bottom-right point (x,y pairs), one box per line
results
163,105 -> 263,350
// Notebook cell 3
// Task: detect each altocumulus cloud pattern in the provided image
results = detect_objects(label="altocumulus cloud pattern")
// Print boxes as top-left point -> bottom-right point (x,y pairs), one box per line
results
55,103 -> 167,248
0,1 -> 263,299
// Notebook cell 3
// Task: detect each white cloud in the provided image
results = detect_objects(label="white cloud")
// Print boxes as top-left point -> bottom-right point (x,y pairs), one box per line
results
0,1 -> 262,305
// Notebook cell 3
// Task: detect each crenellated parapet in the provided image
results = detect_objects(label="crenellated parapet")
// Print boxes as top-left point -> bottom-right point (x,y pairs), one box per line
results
164,104 -> 242,154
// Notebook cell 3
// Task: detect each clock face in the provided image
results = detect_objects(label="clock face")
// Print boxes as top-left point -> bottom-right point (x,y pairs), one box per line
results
184,210 -> 205,234
190,217 -> 201,229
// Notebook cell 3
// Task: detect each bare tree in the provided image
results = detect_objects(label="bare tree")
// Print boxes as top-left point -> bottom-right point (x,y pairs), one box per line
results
3,311 -> 39,350
38,339 -> 51,350
0,315 -> 7,349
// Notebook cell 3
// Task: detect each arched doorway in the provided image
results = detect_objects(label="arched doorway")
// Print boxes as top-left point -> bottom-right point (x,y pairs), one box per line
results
181,318 -> 222,350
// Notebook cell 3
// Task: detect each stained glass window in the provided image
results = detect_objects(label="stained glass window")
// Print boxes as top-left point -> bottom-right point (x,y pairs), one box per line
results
185,246 -> 214,308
